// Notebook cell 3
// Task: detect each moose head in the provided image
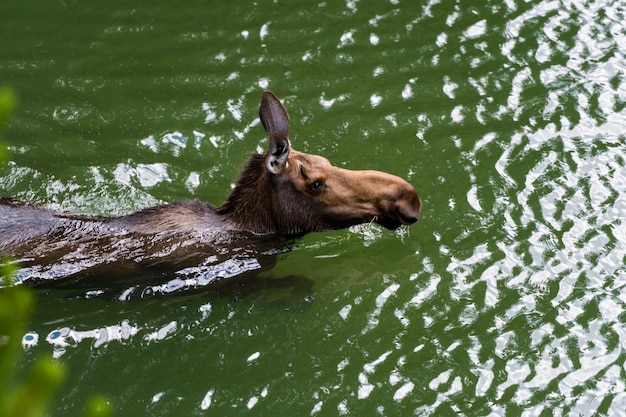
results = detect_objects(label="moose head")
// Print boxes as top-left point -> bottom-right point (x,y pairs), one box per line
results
0,91 -> 421,288
216,91 -> 421,235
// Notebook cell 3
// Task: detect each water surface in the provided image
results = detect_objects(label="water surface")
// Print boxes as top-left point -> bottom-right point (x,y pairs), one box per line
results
2,0 -> 626,415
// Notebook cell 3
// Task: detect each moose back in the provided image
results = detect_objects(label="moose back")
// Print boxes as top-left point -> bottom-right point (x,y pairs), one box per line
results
0,91 -> 421,293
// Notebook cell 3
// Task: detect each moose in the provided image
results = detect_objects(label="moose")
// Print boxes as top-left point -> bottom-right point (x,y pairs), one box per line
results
0,91 -> 421,294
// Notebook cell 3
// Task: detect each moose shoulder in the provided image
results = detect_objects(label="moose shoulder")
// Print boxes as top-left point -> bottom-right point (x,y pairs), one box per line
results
0,91 -> 421,291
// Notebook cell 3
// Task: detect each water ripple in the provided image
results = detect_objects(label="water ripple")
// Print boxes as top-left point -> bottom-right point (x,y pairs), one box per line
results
3,0 -> 626,415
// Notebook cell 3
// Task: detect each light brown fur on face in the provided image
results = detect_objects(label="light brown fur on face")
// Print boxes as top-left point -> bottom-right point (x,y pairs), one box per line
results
0,91 -> 421,286
282,150 -> 421,231
216,91 -> 422,235
217,91 -> 422,235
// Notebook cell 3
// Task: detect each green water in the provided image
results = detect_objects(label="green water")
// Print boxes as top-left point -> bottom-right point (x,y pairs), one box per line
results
2,0 -> 626,415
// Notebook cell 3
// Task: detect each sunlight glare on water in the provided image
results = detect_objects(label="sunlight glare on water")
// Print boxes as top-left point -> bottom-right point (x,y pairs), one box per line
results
1,0 -> 626,415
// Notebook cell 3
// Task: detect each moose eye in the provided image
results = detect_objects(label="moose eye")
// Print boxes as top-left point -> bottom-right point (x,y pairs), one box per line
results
310,180 -> 324,192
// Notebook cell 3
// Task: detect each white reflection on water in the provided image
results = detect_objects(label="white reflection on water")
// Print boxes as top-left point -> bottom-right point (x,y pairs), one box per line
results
113,162 -> 170,188
43,320 -> 139,358
4,0 -> 626,414
200,388 -> 214,410
28,299 -> 221,361
144,320 -> 178,342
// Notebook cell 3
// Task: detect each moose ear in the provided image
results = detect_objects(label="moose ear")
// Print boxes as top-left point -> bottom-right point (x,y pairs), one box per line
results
259,91 -> 291,174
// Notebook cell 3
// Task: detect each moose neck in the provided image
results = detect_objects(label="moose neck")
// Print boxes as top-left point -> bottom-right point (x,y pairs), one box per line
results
216,154 -> 282,234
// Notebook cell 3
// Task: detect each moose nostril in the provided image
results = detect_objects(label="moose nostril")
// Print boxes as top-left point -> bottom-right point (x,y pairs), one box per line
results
395,206 -> 419,225
392,190 -> 421,224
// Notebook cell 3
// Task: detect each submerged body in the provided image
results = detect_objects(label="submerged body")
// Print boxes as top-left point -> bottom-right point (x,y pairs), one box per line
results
0,199 -> 280,291
0,91 -> 421,292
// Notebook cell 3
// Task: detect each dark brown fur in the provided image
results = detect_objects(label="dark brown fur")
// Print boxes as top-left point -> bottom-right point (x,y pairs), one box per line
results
0,91 -> 421,291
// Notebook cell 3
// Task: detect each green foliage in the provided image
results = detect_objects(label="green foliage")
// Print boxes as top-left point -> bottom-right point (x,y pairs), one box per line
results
83,395 -> 113,417
0,87 -> 16,128
0,87 -> 64,417
0,88 -> 112,417
0,87 -> 16,163
0,271 -> 66,417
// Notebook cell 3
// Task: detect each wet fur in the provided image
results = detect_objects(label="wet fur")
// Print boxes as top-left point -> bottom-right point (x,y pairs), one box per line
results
0,91 -> 421,290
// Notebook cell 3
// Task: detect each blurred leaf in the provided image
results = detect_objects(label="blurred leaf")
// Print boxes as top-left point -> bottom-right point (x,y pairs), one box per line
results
84,395 -> 113,417
0,86 -> 16,163
0,88 -> 112,417
0,87 -> 17,128
3,358 -> 65,417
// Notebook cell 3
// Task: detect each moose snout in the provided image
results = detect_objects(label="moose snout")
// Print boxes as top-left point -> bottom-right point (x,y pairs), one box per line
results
374,181 -> 421,230
393,190 -> 421,225
395,202 -> 420,225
